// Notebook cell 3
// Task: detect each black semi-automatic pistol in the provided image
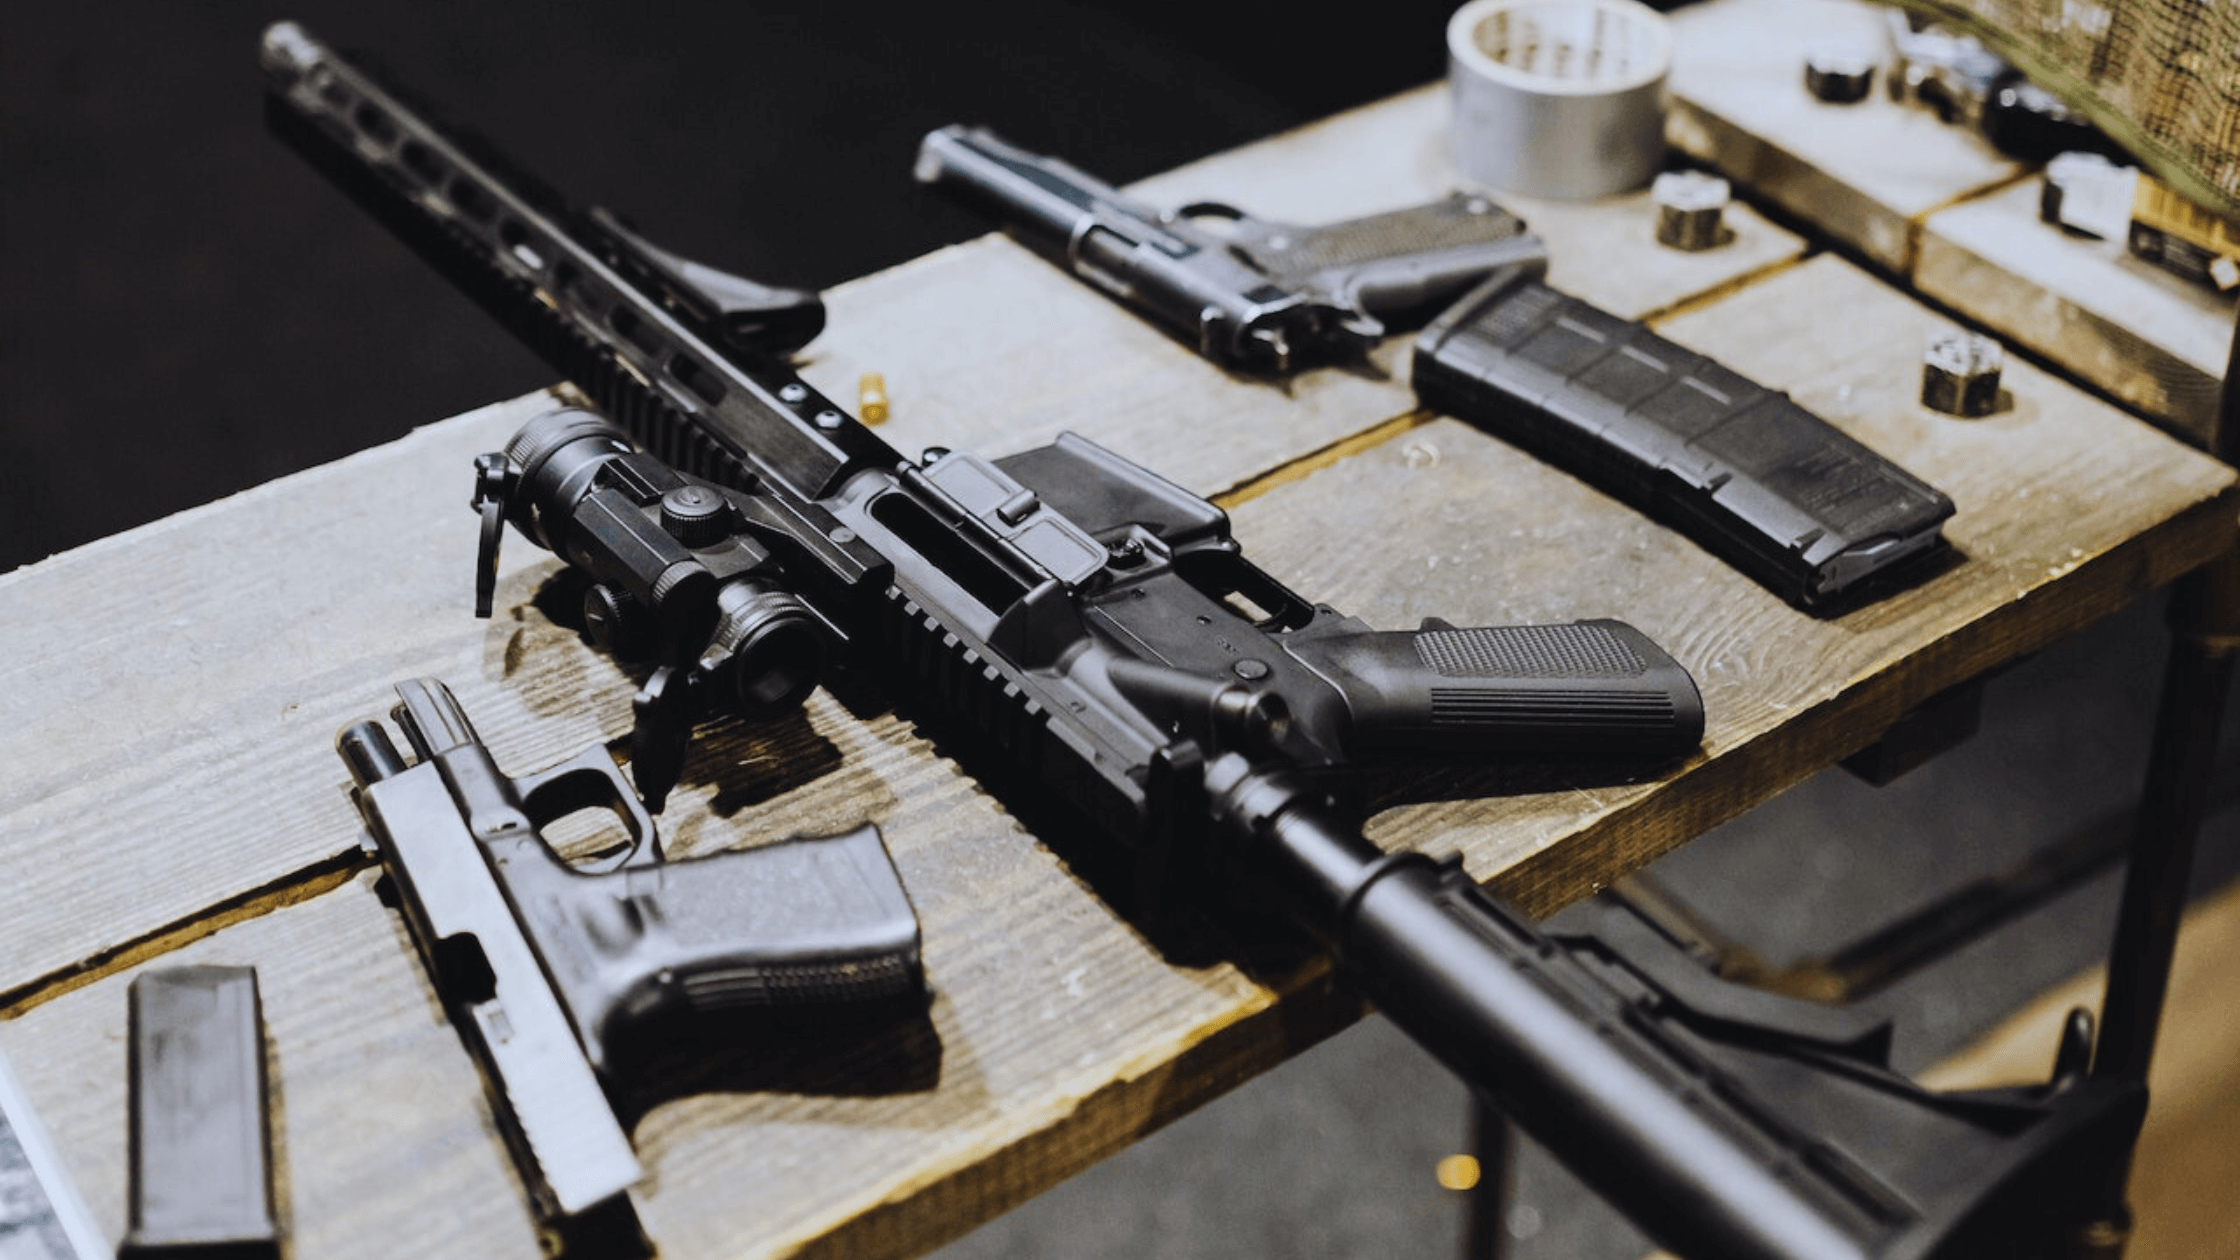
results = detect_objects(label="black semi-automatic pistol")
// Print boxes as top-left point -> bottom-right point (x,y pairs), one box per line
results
336,678 -> 922,1253
915,123 -> 1545,373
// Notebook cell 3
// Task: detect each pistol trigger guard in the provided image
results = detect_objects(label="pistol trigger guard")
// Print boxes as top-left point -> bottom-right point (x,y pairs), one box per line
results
516,746 -> 663,872
1168,201 -> 1284,261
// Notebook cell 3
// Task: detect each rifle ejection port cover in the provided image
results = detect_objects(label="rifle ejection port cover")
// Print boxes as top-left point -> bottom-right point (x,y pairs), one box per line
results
920,451 -> 1106,587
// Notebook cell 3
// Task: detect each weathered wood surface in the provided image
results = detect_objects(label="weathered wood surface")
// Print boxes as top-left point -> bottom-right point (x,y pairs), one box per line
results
1918,177 -> 2233,449
1666,0 -> 2025,274
0,83 -> 1805,1010
1274,256 -> 2237,911
0,756 -> 1362,1260
1668,0 -> 2237,448
0,243 -> 2231,1258
799,86 -> 1803,493
3,70 -> 2237,1260
0,395 -> 589,1002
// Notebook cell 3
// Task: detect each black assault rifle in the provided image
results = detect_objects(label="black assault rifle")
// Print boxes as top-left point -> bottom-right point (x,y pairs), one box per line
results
263,22 -> 2144,1259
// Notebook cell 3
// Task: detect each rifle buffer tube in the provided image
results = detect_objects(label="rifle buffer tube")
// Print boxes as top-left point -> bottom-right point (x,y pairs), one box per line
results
1223,761 -> 1872,1260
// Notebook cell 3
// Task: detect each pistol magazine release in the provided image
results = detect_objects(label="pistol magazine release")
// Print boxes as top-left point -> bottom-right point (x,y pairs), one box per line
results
914,124 -> 1546,373
336,678 -> 922,1248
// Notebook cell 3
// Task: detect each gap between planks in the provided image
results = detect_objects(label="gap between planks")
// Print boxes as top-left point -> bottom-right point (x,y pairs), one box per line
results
0,246 -> 1967,1026
1213,412 -> 1429,511
0,409 -> 1443,1027
1895,164 -> 2046,279
1637,250 -> 1819,327
0,850 -> 367,1021
1215,243 -> 1828,513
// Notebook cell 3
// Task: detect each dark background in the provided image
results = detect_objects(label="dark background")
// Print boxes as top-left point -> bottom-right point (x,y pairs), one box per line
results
16,7 -> 2238,1259
2,1 -> 1487,573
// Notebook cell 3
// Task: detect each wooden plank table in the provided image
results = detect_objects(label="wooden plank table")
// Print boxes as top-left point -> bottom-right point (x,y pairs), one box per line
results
1917,177 -> 2234,448
1665,1 -> 2240,1248
1666,0 -> 2238,448
2,79 -> 2234,1260
1663,0 -> 2024,274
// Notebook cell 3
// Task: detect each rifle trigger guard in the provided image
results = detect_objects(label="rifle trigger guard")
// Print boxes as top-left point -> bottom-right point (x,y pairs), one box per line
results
514,744 -> 663,874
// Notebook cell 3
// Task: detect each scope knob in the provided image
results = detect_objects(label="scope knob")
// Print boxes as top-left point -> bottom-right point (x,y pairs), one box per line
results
659,485 -> 731,547
582,582 -> 657,661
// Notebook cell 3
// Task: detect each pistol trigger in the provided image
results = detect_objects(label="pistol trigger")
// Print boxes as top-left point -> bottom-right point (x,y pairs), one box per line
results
1247,325 -> 1295,374
629,666 -> 696,814
1337,309 -> 1384,345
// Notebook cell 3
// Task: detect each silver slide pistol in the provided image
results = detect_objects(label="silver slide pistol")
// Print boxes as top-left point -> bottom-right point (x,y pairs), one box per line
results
915,124 -> 1546,373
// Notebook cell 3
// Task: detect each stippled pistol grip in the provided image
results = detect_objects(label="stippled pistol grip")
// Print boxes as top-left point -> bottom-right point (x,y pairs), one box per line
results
1286,618 -> 1703,758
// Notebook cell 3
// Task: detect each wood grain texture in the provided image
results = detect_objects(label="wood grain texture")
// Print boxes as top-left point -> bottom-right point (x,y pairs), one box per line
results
0,84 -> 1806,1009
1666,0 -> 2026,273
0,392 -> 603,1001
0,888 -> 550,1258
2,69 -> 2236,1259
1918,177 -> 2233,449
0,738 -> 1365,1260
799,86 -> 1803,495
1298,257 -> 2239,913
0,251 -> 2228,1260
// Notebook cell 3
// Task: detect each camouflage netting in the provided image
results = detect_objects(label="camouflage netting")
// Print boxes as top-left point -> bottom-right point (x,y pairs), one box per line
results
1885,0 -> 2240,219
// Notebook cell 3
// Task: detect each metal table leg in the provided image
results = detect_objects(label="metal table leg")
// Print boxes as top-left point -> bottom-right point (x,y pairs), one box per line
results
2077,309 -> 2240,1258
1460,1093 -> 1513,1260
